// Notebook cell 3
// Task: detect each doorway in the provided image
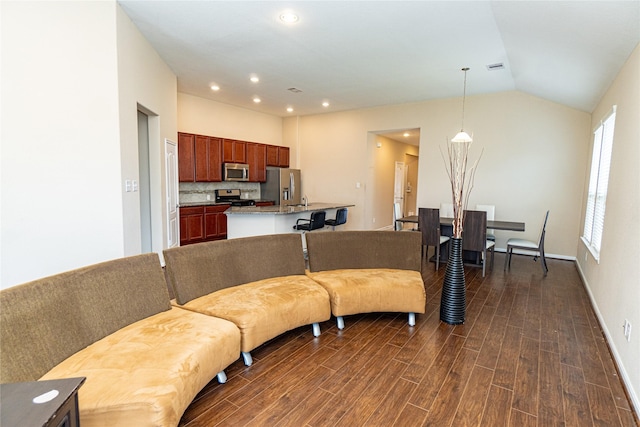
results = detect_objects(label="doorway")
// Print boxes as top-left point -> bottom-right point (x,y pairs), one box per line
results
137,110 -> 152,253
366,128 -> 420,230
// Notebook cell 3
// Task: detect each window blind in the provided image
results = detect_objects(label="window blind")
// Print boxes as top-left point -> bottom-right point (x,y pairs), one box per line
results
583,106 -> 616,260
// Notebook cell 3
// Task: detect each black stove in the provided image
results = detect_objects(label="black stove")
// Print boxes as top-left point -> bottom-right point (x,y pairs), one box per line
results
215,189 -> 255,206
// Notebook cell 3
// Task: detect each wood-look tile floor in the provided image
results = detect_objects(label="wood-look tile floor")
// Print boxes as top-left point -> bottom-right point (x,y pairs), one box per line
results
179,253 -> 639,427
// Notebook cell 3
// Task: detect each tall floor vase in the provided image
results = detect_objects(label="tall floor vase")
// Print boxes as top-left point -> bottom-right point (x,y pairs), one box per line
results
440,237 -> 466,325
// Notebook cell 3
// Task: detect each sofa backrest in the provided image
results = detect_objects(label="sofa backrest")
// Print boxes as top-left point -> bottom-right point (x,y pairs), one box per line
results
306,230 -> 422,272
0,253 -> 170,383
164,233 -> 306,305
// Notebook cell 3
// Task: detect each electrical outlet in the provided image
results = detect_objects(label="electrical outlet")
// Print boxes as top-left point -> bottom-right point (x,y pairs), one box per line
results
372,217 -> 376,223
623,319 -> 632,342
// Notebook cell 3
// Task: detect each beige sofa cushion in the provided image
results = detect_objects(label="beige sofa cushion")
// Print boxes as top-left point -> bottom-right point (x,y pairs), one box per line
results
0,253 -> 171,383
175,275 -> 331,352
40,307 -> 240,427
306,269 -> 426,317
164,234 -> 307,305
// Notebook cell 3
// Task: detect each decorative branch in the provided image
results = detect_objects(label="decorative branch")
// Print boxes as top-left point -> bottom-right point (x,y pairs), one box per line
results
440,139 -> 483,238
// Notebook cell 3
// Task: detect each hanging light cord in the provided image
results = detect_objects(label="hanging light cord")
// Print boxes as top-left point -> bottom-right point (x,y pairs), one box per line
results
460,67 -> 469,131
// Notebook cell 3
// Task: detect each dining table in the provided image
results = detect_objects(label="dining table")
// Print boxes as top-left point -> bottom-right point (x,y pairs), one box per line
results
397,215 -> 526,266
396,216 -> 526,232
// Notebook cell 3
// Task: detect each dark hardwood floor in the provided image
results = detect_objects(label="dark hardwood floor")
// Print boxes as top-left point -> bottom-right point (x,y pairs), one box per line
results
179,252 -> 639,427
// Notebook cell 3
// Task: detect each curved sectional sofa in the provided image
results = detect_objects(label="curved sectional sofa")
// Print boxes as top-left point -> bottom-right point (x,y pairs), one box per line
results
0,231 -> 425,427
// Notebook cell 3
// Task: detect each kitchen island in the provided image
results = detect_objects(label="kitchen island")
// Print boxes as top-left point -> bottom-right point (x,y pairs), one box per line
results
225,203 -> 353,239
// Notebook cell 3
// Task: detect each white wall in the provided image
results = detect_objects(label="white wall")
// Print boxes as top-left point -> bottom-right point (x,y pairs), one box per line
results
116,6 -> 177,256
0,1 -> 178,288
1,1 -> 124,288
576,43 -> 640,414
284,91 -> 590,257
177,93 -> 283,148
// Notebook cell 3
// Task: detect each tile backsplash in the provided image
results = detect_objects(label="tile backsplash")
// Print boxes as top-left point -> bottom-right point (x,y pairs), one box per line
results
179,182 -> 261,204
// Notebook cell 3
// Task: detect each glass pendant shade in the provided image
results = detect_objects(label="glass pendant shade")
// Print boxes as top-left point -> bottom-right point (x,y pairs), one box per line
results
451,131 -> 472,143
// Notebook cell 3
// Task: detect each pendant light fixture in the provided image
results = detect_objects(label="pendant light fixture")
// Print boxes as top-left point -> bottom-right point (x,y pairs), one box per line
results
451,67 -> 472,143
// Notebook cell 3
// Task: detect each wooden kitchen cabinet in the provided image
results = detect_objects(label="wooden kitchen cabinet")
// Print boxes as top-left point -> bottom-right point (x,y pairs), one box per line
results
204,205 -> 228,240
178,133 -> 222,182
178,133 -> 196,182
180,205 -> 228,245
266,144 -> 290,167
195,135 -> 222,182
278,146 -> 290,167
179,206 -> 205,245
247,142 -> 267,182
223,139 -> 247,164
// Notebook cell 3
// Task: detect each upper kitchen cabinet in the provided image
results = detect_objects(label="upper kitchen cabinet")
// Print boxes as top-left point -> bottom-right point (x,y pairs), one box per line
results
223,139 -> 246,164
266,145 -> 290,168
195,135 -> 222,182
178,132 -> 222,182
246,142 -> 267,182
178,133 -> 196,182
278,146 -> 290,168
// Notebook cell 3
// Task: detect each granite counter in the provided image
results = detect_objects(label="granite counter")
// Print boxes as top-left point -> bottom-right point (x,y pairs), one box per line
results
225,203 -> 353,239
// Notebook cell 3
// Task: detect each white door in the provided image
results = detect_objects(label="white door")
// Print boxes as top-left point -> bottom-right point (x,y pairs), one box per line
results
165,139 -> 179,248
394,161 -> 406,216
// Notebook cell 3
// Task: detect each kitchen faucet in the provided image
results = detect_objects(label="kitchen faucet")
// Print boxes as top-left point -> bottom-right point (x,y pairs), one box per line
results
304,195 -> 309,207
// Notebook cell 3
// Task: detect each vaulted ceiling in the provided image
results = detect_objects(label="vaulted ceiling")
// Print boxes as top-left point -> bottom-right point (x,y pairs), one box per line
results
119,1 -> 639,118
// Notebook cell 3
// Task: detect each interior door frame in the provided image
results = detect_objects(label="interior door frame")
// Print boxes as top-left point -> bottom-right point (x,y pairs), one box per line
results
165,138 -> 179,248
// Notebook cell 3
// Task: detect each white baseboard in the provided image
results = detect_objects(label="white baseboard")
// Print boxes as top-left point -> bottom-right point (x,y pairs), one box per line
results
574,260 -> 640,418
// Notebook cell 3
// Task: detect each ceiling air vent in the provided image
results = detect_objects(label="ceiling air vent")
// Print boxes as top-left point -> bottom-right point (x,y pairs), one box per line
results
287,87 -> 303,93
486,63 -> 505,71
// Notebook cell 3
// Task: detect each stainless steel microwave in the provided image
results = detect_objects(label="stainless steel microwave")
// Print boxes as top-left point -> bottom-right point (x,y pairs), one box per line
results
223,163 -> 250,181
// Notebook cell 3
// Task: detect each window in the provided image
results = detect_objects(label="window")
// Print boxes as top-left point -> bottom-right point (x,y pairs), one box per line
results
582,106 -> 616,261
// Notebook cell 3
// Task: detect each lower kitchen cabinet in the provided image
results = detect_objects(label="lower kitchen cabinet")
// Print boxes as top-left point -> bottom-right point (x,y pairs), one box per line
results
204,205 -> 228,240
179,207 -> 205,246
180,205 -> 228,245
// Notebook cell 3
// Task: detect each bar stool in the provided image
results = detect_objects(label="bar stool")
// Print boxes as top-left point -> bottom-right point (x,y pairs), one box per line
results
294,211 -> 326,232
325,208 -> 347,230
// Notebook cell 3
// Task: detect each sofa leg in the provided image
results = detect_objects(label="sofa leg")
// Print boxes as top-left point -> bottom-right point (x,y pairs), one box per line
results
336,316 -> 345,330
241,351 -> 253,366
216,371 -> 227,384
408,312 -> 416,326
312,322 -> 321,337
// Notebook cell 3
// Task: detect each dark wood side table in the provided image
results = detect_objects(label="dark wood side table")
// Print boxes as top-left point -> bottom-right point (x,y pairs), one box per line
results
1,377 -> 85,427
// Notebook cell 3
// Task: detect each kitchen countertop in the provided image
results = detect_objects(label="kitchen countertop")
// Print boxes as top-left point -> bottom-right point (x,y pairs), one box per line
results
179,200 -> 273,208
225,202 -> 354,215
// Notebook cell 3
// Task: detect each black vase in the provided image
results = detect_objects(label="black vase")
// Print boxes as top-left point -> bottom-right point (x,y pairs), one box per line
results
440,237 -> 466,325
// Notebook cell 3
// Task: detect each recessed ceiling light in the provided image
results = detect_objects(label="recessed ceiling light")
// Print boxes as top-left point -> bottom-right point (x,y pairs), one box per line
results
322,101 -> 330,108
279,11 -> 299,24
253,97 -> 261,103
403,132 -> 410,137
250,75 -> 259,83
210,84 -> 220,91
286,106 -> 294,113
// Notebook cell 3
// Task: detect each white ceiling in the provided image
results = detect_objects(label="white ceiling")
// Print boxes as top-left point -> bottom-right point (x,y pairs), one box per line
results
118,1 -> 639,121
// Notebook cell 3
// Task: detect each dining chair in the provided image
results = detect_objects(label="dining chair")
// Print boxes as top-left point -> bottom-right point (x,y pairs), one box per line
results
440,203 -> 454,218
461,210 -> 495,277
475,204 -> 495,241
504,210 -> 549,276
418,208 -> 450,270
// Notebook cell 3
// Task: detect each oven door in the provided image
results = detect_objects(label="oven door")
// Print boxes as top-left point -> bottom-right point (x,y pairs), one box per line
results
224,163 -> 249,181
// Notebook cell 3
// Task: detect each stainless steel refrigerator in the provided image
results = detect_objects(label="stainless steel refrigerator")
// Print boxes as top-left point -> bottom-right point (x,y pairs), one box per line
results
261,167 -> 302,206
